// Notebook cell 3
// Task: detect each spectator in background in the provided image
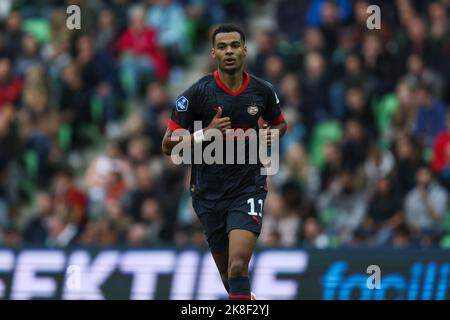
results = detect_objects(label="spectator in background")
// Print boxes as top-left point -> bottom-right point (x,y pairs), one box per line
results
90,216 -> 121,246
260,193 -> 301,247
432,112 -> 450,190
427,1 -> 450,103
84,140 -> 133,218
42,9 -> 71,83
390,223 -> 414,248
45,211 -> 79,247
75,34 -> 122,127
300,216 -> 330,248
317,168 -> 366,245
126,136 -> 152,166
303,27 -> 327,57
146,0 -> 190,66
0,104 -> 22,219
94,7 -> 118,52
59,62 -> 91,148
361,32 -> 397,95
104,171 -> 127,212
141,197 -> 171,244
53,167 -> 88,229
279,72 -> 303,110
251,30 -> 281,79
330,53 -> 377,120
0,57 -> 22,111
115,4 -> 169,97
330,26 -> 358,74
405,166 -> 448,246
320,141 -> 342,192
275,143 -> 320,203
301,51 -> 331,132
276,0 -> 310,39
307,0 -> 352,55
15,34 -> 43,77
143,82 -> 171,154
23,191 -> 53,245
404,54 -> 445,99
389,78 -> 417,139
392,134 -> 423,196
343,86 -> 378,139
402,16 -> 431,64
3,11 -> 24,57
263,54 -> 285,92
317,0 -> 344,54
278,107 -> 305,156
341,118 -> 371,170
21,65 -> 50,118
362,175 -> 404,246
307,0 -> 352,28
126,222 -> 151,247
413,82 -> 446,148
364,143 -> 395,191
122,164 -> 160,222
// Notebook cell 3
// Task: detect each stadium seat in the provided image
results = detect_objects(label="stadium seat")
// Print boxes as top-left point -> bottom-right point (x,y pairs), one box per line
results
373,94 -> 398,133
91,96 -> 104,126
22,150 -> 39,202
24,149 -> 39,181
445,208 -> 450,233
22,19 -> 50,44
309,121 -> 342,167
58,123 -> 72,154
440,235 -> 450,248
372,93 -> 399,149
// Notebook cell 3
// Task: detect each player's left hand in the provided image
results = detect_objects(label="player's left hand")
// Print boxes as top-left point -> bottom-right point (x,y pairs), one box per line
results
261,123 -> 276,146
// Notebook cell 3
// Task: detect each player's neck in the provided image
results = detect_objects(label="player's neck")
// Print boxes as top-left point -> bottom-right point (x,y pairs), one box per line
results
217,69 -> 245,92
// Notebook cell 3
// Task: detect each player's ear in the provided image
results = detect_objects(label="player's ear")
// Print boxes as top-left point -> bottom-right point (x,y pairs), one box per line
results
243,45 -> 247,56
211,47 -> 216,59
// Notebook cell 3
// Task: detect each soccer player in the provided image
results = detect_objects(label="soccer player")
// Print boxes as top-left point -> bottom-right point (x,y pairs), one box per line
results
162,24 -> 287,300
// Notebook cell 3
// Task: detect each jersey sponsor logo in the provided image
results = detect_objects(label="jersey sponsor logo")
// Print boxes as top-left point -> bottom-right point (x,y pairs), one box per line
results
247,103 -> 259,115
176,96 -> 189,112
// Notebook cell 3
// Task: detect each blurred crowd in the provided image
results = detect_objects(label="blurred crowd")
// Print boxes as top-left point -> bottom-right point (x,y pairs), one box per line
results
1,0 -> 450,250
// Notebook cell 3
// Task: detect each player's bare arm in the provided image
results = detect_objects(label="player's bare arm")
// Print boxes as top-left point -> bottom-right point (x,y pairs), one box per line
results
161,107 -> 231,156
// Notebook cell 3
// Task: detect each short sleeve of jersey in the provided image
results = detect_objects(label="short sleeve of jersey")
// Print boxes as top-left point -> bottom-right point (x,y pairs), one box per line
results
261,83 -> 284,125
167,84 -> 198,131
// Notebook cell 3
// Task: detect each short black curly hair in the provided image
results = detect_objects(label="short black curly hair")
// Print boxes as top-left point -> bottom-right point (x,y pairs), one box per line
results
211,24 -> 246,46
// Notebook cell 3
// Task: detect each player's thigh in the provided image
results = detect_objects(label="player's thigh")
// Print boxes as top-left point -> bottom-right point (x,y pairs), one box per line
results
226,191 -> 267,237
228,229 -> 257,261
192,196 -> 229,253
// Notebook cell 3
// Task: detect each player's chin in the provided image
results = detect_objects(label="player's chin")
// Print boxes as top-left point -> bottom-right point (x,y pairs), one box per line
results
220,63 -> 239,72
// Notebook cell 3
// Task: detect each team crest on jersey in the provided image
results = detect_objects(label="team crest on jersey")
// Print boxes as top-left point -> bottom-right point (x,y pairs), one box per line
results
176,96 -> 189,112
247,103 -> 259,115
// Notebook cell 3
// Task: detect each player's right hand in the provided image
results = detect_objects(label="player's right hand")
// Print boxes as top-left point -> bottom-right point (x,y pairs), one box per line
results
205,107 -> 231,134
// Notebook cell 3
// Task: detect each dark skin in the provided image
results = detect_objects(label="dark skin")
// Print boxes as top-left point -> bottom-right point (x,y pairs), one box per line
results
162,31 -> 287,295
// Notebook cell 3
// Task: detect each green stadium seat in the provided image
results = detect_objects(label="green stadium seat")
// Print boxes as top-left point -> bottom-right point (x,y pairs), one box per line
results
422,147 -> 433,164
440,235 -> 450,248
319,208 -> 336,225
185,19 -> 197,49
24,149 -> 39,181
445,208 -> 450,233
58,123 -> 72,153
91,96 -> 103,125
22,19 -> 50,44
373,93 -> 398,133
309,121 -> 342,167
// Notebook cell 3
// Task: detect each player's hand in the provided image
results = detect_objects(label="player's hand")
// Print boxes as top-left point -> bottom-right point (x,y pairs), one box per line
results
261,123 -> 276,146
205,107 -> 231,135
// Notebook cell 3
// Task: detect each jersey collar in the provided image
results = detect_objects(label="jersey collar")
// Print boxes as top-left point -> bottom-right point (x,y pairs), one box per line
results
214,70 -> 250,96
